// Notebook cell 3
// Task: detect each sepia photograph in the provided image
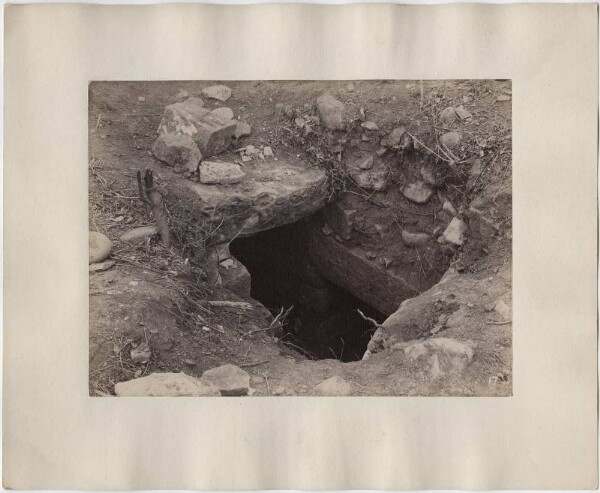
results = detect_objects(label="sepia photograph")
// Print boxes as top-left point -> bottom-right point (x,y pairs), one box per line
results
89,80 -> 512,397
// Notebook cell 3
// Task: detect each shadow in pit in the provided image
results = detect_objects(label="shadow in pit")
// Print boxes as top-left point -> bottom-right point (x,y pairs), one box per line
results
230,220 -> 385,362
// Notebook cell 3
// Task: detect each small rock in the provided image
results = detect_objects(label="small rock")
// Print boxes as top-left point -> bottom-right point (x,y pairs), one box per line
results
361,121 -> 378,131
200,364 -> 250,396
120,226 -> 159,243
322,223 -> 334,236
374,223 -> 386,239
420,167 -> 438,187
455,105 -> 472,120
294,117 -> 305,128
496,94 -> 511,102
401,230 -> 430,248
89,260 -> 115,273
199,161 -> 246,184
138,96 -> 146,102
263,146 -> 274,158
245,144 -> 260,155
219,258 -> 235,269
366,251 -> 377,260
439,107 -> 457,125
211,107 -> 234,122
348,157 -> 388,191
175,89 -> 190,100
346,82 -> 355,92
130,342 -> 151,364
375,147 -> 387,157
241,155 -> 252,163
115,372 -> 221,397
381,257 -> 393,268
316,94 -> 345,130
354,155 -> 374,170
233,121 -> 252,139
381,126 -> 406,147
442,200 -> 457,216
439,132 -> 462,149
202,85 -> 232,102
89,231 -> 112,264
312,376 -> 354,396
402,182 -> 433,204
494,300 -> 511,320
442,217 -> 467,246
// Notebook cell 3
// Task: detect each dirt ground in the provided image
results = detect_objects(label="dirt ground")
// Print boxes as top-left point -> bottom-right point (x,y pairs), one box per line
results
89,79 -> 512,396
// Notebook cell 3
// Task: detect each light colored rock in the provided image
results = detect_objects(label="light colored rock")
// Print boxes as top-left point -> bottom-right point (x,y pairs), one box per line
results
211,107 -> 234,122
442,217 -> 467,246
402,182 -> 433,204
381,126 -> 406,147
324,202 -> 356,241
316,94 -> 345,130
175,89 -> 190,100
353,154 -> 374,170
439,107 -> 457,125
443,200 -> 457,216
130,342 -> 151,364
263,146 -> 274,158
348,156 -> 388,191
273,385 -> 297,396
455,105 -> 472,120
152,133 -> 202,172
233,121 -> 252,139
199,161 -> 246,185
120,225 -> 159,243
202,85 -> 232,102
420,167 -> 438,187
115,372 -> 221,397
494,300 -> 511,320
361,121 -> 378,131
89,231 -> 112,264
401,230 -> 430,248
439,131 -> 462,149
200,364 -> 250,396
157,98 -> 236,157
89,260 -> 115,273
398,337 -> 474,379
312,376 -> 354,396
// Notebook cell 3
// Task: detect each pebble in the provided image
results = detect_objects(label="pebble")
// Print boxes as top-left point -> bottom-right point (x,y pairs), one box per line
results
442,217 -> 468,246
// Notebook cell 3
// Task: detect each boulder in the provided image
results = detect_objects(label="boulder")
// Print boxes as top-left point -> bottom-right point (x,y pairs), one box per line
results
439,107 -> 457,125
381,126 -> 406,147
316,94 -> 345,130
120,226 -> 159,243
324,202 -> 356,241
199,161 -> 246,185
152,132 -> 202,172
89,231 -> 112,264
396,337 -> 474,379
200,364 -> 250,396
442,218 -> 467,246
402,182 -> 433,204
211,107 -> 234,122
401,230 -> 430,248
202,85 -> 232,102
233,121 -> 252,139
157,98 -> 237,157
439,131 -> 462,149
115,372 -> 221,397
312,376 -> 354,396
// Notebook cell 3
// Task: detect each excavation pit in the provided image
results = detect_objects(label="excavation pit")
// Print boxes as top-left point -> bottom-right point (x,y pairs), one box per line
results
231,221 -> 385,362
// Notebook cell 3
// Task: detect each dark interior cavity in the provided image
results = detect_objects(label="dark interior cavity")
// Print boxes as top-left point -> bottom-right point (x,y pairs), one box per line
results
230,220 -> 385,362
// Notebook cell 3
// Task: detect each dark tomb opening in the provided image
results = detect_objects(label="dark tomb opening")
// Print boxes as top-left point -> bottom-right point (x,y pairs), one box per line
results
230,220 -> 385,362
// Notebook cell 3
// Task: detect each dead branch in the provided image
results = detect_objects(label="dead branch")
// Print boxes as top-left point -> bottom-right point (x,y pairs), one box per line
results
356,308 -> 382,328
137,169 -> 171,248
207,300 -> 253,310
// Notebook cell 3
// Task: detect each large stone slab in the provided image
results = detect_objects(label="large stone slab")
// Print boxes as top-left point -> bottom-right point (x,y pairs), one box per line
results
115,372 -> 221,397
187,160 -> 328,243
